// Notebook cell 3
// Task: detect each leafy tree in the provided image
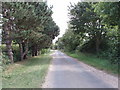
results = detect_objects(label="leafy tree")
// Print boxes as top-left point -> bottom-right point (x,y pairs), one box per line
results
2,2 -> 59,62
94,2 -> 120,63
68,2 -> 107,53
57,2 -> 119,64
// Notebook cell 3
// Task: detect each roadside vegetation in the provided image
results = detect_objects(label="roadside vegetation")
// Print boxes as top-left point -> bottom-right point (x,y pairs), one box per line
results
1,2 -> 59,88
56,2 -> 119,75
2,52 -> 52,88
65,52 -> 119,75
1,2 -> 59,64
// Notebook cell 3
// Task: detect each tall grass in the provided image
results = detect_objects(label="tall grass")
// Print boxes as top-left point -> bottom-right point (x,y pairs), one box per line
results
65,52 -> 119,75
2,53 -> 52,88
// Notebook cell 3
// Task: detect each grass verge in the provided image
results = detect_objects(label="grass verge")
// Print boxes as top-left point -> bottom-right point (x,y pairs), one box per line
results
2,53 -> 52,88
65,52 -> 119,75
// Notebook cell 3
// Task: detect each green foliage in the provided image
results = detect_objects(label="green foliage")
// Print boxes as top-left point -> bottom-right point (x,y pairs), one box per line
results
57,2 -> 119,64
1,44 -> 20,62
2,2 -> 59,61
56,28 -> 81,52
94,2 -> 120,64
94,2 -> 120,26
2,53 -> 11,65
12,47 -> 20,62
1,53 -> 11,71
41,49 -> 50,54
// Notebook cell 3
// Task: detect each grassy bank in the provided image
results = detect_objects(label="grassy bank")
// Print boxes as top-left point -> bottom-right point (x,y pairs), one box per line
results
65,52 -> 119,75
2,53 -> 52,88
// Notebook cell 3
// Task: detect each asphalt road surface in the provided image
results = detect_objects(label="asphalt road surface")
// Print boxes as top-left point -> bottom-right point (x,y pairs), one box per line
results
42,50 -> 118,88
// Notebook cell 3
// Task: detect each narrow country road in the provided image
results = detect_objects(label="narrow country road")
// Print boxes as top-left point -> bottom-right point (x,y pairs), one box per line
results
42,50 -> 118,88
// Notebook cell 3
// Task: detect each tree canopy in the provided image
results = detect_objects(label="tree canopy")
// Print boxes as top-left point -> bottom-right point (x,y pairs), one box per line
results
2,2 -> 59,62
57,2 -> 119,64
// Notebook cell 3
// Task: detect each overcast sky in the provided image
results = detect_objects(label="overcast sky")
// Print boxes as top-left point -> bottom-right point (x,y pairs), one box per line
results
47,0 -> 81,43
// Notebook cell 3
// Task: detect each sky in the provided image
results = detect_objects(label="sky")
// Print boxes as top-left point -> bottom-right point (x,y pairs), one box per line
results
47,0 -> 81,43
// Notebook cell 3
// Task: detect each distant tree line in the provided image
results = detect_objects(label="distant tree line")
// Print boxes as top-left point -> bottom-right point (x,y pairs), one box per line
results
2,2 -> 59,63
56,2 -> 120,64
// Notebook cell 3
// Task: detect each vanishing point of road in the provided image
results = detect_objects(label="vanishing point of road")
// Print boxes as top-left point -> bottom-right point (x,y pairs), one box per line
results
42,50 -> 118,88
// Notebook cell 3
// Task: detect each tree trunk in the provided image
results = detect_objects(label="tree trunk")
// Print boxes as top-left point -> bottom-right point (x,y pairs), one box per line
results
19,42 -> 23,61
117,25 -> 120,57
19,41 -> 28,60
96,37 -> 100,54
35,50 -> 38,56
35,46 -> 38,56
4,23 -> 14,64
2,3 -> 14,64
31,46 -> 36,56
32,47 -> 35,56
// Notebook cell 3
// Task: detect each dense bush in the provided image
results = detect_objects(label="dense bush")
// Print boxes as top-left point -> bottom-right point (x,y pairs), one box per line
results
2,53 -> 10,64
41,49 -> 50,54
0,44 -> 51,64
1,44 -> 20,62
1,52 -> 11,71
